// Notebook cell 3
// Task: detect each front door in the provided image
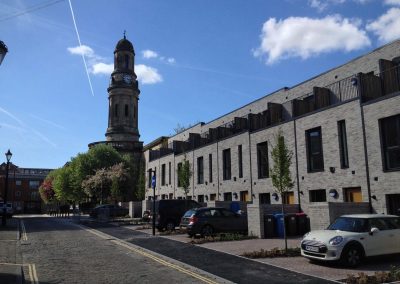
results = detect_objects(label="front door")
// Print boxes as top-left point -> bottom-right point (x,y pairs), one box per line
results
344,187 -> 363,202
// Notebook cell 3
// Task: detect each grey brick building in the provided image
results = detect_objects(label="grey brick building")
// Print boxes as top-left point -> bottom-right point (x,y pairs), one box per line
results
144,40 -> 400,230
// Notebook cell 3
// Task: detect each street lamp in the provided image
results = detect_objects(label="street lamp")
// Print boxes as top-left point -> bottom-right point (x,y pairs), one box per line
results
0,41 -> 8,66
2,149 -> 12,226
148,169 -> 156,236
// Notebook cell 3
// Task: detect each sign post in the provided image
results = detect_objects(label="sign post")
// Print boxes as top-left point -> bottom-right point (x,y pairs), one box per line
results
151,173 -> 156,236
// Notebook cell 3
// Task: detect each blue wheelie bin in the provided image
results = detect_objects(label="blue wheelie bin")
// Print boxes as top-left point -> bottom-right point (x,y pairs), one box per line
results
274,213 -> 285,238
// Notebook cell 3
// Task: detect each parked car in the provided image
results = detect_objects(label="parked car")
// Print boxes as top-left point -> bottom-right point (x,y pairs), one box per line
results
301,214 -> 400,267
0,202 -> 14,217
180,207 -> 248,237
154,199 -> 201,231
89,204 -> 128,218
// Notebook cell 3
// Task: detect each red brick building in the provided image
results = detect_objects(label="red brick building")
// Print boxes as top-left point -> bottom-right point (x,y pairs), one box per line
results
0,163 -> 52,213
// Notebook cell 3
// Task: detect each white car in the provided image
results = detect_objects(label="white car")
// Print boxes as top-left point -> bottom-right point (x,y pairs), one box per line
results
301,214 -> 400,266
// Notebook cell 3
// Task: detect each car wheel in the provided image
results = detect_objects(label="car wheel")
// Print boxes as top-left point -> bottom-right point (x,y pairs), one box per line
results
166,221 -> 175,231
201,225 -> 214,237
341,244 -> 363,267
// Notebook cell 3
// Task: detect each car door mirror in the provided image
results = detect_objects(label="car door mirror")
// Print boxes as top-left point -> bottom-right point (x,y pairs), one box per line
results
370,227 -> 379,235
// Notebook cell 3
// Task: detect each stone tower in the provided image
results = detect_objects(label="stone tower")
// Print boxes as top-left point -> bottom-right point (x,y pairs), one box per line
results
106,34 -> 140,142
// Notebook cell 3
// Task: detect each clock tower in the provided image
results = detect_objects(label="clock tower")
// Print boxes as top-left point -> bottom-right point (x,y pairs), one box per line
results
106,34 -> 140,142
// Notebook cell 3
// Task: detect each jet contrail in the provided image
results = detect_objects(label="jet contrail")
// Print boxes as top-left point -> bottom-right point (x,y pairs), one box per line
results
68,0 -> 94,96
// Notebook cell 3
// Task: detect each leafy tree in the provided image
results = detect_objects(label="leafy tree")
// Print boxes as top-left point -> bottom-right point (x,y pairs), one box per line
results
39,176 -> 55,204
135,159 -> 146,201
177,154 -> 192,199
270,130 -> 294,253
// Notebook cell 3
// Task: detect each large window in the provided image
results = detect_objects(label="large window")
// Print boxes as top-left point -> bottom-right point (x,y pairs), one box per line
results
168,162 -> 171,185
259,193 -> 271,204
148,169 -> 152,188
161,164 -> 166,186
197,156 -> 204,184
29,181 -> 40,190
222,149 -> 231,180
224,192 -> 232,201
309,189 -> 327,202
306,127 -> 324,172
380,114 -> 400,171
209,154 -> 213,183
238,145 -> 243,178
338,120 -> 349,168
257,142 -> 269,179
177,163 -> 182,187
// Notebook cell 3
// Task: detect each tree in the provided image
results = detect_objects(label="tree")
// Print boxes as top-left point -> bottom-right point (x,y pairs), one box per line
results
270,129 -> 294,254
39,176 -> 55,204
177,154 -> 192,199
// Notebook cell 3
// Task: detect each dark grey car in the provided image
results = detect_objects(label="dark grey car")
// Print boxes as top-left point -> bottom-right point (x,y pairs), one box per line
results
180,207 -> 248,237
89,204 -> 128,218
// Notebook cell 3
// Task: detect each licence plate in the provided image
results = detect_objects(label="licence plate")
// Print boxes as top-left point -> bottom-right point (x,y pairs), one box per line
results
305,245 -> 319,252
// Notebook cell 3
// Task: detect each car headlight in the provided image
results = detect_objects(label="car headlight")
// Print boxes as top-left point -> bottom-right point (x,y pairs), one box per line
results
329,236 -> 344,245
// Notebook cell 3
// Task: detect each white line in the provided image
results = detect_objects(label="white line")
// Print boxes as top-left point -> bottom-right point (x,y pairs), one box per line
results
21,220 -> 28,241
31,263 -> 39,284
28,264 -> 34,284
67,0 -> 95,96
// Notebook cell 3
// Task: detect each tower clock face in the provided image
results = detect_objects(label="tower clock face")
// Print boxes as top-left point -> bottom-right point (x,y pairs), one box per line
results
123,74 -> 132,84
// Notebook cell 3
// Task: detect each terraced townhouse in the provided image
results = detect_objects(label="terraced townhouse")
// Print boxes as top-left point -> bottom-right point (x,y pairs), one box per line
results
144,39 -> 400,232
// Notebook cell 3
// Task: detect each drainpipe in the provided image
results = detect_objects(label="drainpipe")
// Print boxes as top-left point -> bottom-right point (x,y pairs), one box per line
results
248,130 -> 254,202
216,141 -> 220,200
360,105 -> 373,213
293,119 -> 302,213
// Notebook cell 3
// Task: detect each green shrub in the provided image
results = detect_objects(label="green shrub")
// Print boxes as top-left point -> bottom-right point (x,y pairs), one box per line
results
241,247 -> 301,258
343,266 -> 400,284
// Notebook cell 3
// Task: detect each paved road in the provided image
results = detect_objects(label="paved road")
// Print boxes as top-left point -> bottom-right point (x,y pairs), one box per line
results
19,216 -> 222,284
84,222 -> 334,284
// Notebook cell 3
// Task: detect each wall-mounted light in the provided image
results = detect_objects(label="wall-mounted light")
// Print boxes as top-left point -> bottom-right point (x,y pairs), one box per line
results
351,77 -> 358,86
329,167 -> 335,173
252,194 -> 256,198
300,191 -> 304,195
205,195 -> 209,201
329,189 -> 339,199
374,177 -> 378,181
272,192 -> 279,201
372,195 -> 377,200
233,193 -> 238,199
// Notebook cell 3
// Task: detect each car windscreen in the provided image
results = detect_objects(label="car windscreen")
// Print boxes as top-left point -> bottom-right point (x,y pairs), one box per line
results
327,217 -> 368,232
183,210 -> 196,217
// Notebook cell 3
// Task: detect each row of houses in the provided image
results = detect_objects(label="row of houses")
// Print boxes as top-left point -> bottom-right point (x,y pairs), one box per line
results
144,40 -> 400,230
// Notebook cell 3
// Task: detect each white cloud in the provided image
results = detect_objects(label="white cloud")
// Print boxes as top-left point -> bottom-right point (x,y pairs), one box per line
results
135,64 -> 163,84
167,58 -> 176,64
142,50 -> 159,59
253,15 -> 370,64
385,0 -> 400,5
366,8 -> 400,43
92,63 -> 114,75
308,0 -> 370,11
67,45 -> 94,57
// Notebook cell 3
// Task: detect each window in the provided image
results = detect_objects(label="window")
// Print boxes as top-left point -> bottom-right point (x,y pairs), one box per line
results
198,195 -> 204,203
125,54 -> 130,69
125,104 -> 129,117
31,192 -> 39,200
15,180 -> 21,186
309,189 -> 327,202
177,163 -> 182,187
380,114 -> 400,171
259,193 -> 271,204
210,194 -> 216,201
344,187 -> 362,202
257,142 -> 269,179
209,154 -> 213,183
161,164 -> 166,186
283,192 -> 295,204
240,190 -> 249,202
115,104 -> 119,117
169,193 -> 173,199
29,181 -> 40,190
222,149 -> 231,180
306,127 -> 324,172
168,162 -> 171,185
224,192 -> 232,201
338,120 -> 349,168
197,156 -> 204,184
238,145 -> 243,178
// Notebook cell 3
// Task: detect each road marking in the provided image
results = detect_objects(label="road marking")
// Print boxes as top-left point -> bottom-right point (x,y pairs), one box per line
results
28,263 -> 39,284
21,220 -> 28,241
82,226 -> 219,284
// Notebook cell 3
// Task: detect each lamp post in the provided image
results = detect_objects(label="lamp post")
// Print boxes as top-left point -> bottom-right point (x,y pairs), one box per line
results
2,149 -> 12,226
148,169 -> 156,236
0,41 -> 8,66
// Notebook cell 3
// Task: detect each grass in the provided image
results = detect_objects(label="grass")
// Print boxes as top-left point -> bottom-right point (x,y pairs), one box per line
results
241,247 -> 301,258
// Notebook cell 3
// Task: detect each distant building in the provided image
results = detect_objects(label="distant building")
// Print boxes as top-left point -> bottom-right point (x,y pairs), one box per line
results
144,39 -> 400,229
89,35 -> 144,200
0,163 -> 52,213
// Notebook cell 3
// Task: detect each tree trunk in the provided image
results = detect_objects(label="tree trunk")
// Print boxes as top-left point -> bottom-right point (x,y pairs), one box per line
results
281,195 -> 288,254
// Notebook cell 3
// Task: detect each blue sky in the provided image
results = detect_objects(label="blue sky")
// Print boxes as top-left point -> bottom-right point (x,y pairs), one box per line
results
0,0 -> 399,169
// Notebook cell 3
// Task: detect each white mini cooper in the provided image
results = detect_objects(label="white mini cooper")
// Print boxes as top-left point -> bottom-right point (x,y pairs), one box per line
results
301,214 -> 400,266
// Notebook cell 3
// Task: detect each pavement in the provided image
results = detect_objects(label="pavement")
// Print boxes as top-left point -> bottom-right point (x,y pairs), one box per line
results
0,218 -> 24,284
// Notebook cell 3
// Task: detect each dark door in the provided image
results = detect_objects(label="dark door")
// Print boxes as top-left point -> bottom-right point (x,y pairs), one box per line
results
387,194 -> 400,216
